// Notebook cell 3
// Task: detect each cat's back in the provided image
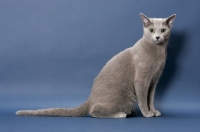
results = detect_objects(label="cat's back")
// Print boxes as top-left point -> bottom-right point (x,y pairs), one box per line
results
97,47 -> 134,79
91,47 -> 135,92
88,47 -> 135,104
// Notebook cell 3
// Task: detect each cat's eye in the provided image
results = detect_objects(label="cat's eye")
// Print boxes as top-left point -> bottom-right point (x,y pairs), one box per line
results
161,29 -> 166,33
149,28 -> 154,33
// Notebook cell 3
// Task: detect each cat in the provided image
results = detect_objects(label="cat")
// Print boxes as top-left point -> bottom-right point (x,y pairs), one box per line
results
16,13 -> 176,118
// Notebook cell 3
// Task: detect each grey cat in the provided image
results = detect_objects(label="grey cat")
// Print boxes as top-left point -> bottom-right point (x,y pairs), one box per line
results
16,13 -> 176,118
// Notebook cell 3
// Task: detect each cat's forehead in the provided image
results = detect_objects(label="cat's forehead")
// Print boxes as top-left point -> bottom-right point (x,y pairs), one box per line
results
149,18 -> 167,27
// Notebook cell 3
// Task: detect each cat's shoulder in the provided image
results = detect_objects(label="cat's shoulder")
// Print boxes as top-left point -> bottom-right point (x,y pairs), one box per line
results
114,47 -> 133,59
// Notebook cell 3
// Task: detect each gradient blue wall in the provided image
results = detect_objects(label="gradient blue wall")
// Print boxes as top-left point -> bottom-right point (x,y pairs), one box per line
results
0,0 -> 200,113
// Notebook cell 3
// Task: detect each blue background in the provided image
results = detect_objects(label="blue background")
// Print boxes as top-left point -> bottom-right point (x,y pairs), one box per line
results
0,0 -> 200,132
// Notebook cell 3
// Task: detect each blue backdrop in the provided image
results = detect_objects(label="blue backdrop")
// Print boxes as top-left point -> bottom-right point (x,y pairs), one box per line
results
0,0 -> 200,132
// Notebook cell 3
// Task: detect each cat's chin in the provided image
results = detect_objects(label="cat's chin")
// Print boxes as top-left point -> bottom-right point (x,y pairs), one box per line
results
155,41 -> 164,45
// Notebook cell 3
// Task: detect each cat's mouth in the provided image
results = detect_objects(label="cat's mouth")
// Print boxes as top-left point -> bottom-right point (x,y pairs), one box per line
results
155,40 -> 163,45
152,38 -> 163,45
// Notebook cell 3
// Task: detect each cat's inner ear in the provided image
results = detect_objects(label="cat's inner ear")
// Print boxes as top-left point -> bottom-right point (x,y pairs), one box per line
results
165,14 -> 176,28
140,13 -> 151,27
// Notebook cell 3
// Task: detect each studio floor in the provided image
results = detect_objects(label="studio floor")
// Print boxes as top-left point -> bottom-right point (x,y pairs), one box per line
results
1,107 -> 200,132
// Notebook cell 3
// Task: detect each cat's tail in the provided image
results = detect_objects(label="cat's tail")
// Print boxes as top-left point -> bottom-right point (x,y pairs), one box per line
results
16,101 -> 89,117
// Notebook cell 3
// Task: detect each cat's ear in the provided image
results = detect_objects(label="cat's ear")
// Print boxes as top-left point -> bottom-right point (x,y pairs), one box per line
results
165,14 -> 176,28
140,13 -> 151,27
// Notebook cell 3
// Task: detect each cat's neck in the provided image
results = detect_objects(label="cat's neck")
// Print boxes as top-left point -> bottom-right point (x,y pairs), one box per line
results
139,37 -> 168,56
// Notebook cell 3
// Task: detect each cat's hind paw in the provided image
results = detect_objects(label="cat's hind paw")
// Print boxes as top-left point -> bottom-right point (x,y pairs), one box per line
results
112,112 -> 127,118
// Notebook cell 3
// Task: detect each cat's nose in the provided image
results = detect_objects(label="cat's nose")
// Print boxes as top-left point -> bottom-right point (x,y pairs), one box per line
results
156,37 -> 160,40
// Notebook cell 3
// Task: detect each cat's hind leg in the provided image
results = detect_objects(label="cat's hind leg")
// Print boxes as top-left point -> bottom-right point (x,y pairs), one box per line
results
107,112 -> 127,118
90,104 -> 127,118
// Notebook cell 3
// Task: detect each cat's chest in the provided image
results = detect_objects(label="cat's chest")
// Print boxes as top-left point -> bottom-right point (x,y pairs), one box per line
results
134,54 -> 165,75
150,59 -> 165,74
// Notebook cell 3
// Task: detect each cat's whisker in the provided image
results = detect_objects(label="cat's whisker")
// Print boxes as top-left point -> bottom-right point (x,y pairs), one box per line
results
168,38 -> 178,49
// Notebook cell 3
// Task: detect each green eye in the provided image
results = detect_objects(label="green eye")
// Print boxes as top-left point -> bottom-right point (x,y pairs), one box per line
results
149,28 -> 154,33
161,29 -> 166,33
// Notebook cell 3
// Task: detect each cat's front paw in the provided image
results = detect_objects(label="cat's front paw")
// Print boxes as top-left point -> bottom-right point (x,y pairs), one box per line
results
143,111 -> 154,118
154,110 -> 161,117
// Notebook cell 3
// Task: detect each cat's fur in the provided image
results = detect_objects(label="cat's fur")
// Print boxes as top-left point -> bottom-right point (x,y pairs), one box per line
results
16,13 -> 176,118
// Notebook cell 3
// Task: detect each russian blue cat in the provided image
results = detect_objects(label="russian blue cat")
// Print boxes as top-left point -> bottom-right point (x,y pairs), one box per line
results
16,13 -> 176,118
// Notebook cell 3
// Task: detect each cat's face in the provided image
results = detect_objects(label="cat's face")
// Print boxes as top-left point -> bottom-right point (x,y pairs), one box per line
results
140,13 -> 176,44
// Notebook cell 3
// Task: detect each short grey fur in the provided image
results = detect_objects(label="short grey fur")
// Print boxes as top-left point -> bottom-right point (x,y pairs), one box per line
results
16,13 -> 176,118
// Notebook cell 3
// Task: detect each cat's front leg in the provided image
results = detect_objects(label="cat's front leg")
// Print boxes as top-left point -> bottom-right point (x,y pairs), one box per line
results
134,81 -> 154,118
148,82 -> 162,117
149,101 -> 161,117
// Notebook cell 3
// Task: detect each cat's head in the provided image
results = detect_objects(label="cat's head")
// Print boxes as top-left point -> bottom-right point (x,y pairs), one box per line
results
140,13 -> 176,45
